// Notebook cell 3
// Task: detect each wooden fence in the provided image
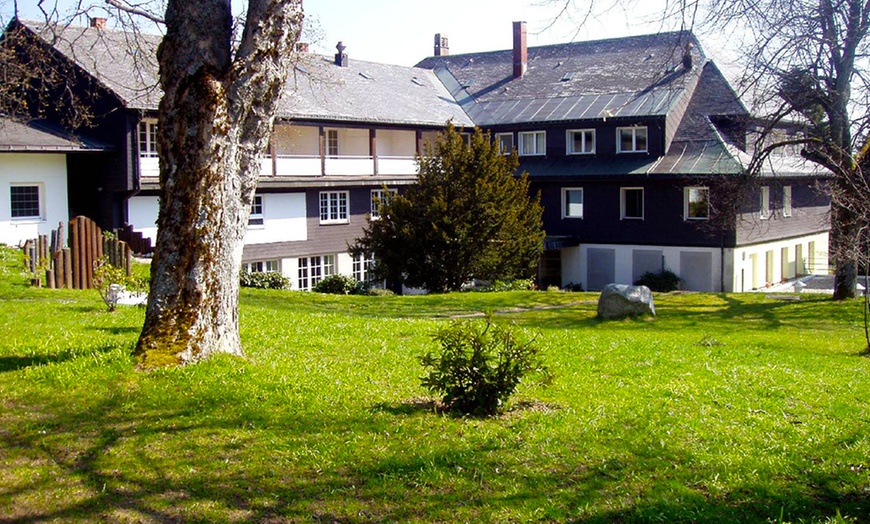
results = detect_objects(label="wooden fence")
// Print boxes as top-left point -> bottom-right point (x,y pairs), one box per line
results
22,216 -> 134,289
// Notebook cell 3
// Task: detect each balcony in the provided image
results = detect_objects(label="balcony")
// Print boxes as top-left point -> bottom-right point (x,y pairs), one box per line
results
325,155 -> 374,176
139,157 -> 159,178
377,156 -> 417,175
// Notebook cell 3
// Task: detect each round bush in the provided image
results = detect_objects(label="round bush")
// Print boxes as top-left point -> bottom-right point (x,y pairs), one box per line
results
313,274 -> 359,294
419,317 -> 550,416
634,269 -> 681,292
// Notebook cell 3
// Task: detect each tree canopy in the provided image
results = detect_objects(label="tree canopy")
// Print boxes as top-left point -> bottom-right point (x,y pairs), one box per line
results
354,124 -> 545,293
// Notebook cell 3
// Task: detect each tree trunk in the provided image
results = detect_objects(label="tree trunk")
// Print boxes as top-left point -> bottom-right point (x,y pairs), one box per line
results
134,0 -> 303,367
832,191 -> 859,300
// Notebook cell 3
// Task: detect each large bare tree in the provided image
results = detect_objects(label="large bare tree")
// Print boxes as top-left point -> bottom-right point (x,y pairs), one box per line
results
134,0 -> 303,366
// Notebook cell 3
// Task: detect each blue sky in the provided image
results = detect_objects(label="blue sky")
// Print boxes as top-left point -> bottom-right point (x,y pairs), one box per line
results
3,0 -> 736,67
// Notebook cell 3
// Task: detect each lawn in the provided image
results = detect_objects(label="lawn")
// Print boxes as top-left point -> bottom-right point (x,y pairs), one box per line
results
0,247 -> 868,523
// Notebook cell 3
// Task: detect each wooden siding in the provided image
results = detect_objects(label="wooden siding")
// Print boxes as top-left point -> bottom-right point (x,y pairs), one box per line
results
535,178 -> 729,248
736,181 -> 830,246
488,118 -> 667,160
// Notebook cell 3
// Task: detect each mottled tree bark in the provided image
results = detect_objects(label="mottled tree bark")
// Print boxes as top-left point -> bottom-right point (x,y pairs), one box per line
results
134,0 -> 303,367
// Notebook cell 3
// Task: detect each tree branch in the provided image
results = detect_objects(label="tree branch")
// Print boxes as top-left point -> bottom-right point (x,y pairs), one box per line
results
104,0 -> 164,25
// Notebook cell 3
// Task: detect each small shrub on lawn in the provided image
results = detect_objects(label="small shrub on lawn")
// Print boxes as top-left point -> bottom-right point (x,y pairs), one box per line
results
634,269 -> 681,292
93,257 -> 141,312
240,269 -> 288,290
419,316 -> 550,417
314,274 -> 360,294
478,278 -> 535,292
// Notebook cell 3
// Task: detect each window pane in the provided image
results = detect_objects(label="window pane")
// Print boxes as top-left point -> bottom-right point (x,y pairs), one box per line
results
10,186 -> 40,218
565,189 -> 583,217
624,189 -> 643,218
687,188 -> 709,219
497,134 -> 513,154
535,132 -> 545,152
635,128 -> 647,151
620,129 -> 634,151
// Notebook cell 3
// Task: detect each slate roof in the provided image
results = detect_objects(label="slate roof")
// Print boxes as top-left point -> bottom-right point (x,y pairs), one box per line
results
16,19 -> 472,127
17,19 -> 162,110
416,31 -> 708,126
0,117 -> 111,152
276,55 -> 473,127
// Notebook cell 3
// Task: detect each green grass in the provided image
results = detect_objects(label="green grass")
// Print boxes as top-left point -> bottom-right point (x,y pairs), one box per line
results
1,246 -> 868,523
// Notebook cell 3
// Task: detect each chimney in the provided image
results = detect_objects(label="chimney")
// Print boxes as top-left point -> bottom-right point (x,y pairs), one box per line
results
682,41 -> 694,70
434,33 -> 449,56
90,17 -> 107,30
296,42 -> 309,53
513,21 -> 527,78
334,41 -> 348,67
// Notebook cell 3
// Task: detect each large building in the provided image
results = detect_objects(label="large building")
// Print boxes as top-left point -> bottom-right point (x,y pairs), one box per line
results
1,18 -> 830,292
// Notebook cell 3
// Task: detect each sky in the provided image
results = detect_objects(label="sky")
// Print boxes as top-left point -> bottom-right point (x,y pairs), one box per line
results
2,0 -> 739,69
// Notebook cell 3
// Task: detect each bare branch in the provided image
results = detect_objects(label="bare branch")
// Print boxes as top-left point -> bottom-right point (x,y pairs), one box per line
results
104,0 -> 164,25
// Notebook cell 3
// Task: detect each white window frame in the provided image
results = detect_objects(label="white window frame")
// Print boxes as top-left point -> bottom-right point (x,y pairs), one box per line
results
561,187 -> 584,218
620,187 -> 644,220
9,182 -> 45,222
138,119 -> 158,158
10,184 -> 43,220
370,188 -> 397,219
617,126 -> 648,153
684,186 -> 710,220
249,194 -> 264,226
518,131 -> 546,156
495,133 -> 514,155
297,254 -> 335,291
319,191 -> 349,224
352,251 -> 375,282
760,186 -> 770,219
245,260 -> 280,273
326,129 -> 339,157
782,186 -> 792,217
566,129 -> 595,155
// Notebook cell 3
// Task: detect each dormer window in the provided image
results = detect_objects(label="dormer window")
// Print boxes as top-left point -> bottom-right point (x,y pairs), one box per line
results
617,126 -> 648,153
518,131 -> 546,156
567,129 -> 595,155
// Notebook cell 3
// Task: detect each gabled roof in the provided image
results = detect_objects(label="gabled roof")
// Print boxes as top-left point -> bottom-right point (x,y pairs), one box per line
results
277,55 -> 473,127
0,117 -> 111,152
416,31 -> 708,126
16,18 -> 161,110
14,19 -> 472,127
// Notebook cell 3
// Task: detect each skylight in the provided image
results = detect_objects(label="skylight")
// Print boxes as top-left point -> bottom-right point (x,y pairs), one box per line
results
359,72 -> 374,80
560,72 -> 575,82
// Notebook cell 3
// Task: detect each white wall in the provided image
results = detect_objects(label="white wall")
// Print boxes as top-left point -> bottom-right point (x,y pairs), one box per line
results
561,233 -> 830,293
244,193 -> 307,244
127,195 -> 159,242
377,129 -> 416,156
730,232 -> 829,292
128,192 -> 307,246
0,153 -> 69,246
274,124 -> 319,156
563,243 -> 722,292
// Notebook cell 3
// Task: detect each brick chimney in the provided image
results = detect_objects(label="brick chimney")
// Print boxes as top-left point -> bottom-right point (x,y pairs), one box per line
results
90,17 -> 107,30
434,33 -> 449,56
296,42 -> 309,53
334,41 -> 348,67
513,21 -> 527,78
682,41 -> 694,70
